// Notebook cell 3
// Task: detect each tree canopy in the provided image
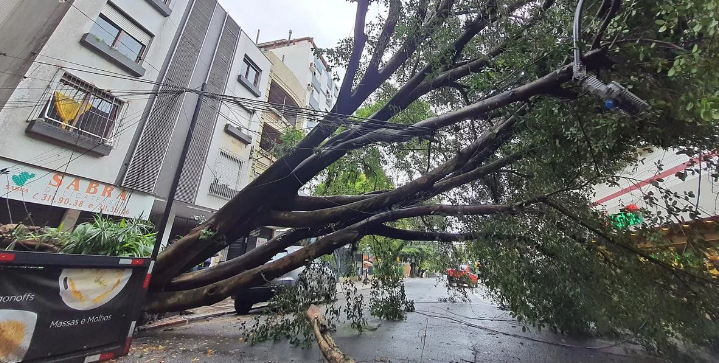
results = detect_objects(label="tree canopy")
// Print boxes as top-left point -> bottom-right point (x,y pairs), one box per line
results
146,0 -> 719,359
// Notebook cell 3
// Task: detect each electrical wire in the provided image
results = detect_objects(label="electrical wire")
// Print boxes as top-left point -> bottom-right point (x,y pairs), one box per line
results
0,91 -> 184,192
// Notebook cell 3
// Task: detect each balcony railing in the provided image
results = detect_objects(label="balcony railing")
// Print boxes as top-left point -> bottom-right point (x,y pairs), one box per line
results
209,178 -> 240,200
35,73 -> 121,148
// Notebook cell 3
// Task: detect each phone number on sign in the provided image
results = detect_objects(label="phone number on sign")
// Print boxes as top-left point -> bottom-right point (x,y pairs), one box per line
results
31,193 -> 131,216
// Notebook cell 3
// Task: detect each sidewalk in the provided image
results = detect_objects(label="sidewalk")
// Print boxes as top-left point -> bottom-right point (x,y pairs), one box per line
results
137,298 -> 236,332
138,280 -> 372,332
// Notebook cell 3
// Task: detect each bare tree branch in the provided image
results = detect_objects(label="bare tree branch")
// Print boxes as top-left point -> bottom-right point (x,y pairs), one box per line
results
432,150 -> 529,195
591,0 -> 621,49
368,224 -> 476,241
336,0 -> 371,114
327,49 -> 607,152
267,116 -> 521,227
163,228 -> 318,291
307,305 -> 356,363
150,0 -> 373,287
146,229 -> 363,312
346,0 -> 456,120
366,0 -> 402,76
449,81 -> 471,105
273,195 -> 373,211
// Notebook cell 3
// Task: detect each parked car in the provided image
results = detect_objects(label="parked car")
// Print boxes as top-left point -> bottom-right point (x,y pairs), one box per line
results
447,264 -> 478,287
233,246 -> 305,314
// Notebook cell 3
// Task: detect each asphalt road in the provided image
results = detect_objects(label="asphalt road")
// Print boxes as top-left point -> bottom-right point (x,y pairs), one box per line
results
117,278 -> 659,363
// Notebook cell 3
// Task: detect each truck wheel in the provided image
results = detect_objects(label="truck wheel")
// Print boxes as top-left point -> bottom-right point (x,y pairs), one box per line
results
234,299 -> 253,315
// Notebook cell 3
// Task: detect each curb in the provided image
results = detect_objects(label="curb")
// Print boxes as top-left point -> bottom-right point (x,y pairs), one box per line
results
137,309 -> 235,332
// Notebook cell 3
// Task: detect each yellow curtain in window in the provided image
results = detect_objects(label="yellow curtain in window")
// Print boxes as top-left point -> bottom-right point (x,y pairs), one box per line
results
54,91 -> 91,125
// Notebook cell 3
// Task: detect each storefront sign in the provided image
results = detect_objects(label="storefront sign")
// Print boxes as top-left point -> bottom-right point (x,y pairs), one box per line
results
0,265 -> 145,362
0,160 -> 154,218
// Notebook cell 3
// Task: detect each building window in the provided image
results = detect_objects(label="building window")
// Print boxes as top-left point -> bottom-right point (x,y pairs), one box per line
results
88,14 -> 149,63
209,151 -> 244,200
314,57 -> 324,74
259,124 -> 281,152
267,81 -> 299,126
241,57 -> 261,87
309,88 -> 320,111
32,73 -> 122,149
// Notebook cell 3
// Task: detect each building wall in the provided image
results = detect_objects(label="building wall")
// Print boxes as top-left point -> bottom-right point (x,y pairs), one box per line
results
0,0 -> 75,110
593,148 -> 719,221
262,39 -> 338,130
267,42 -> 313,90
264,51 -> 306,108
0,0 -> 191,185
249,49 -> 308,178
195,29 -> 271,211
0,0 -> 190,224
124,0 -> 219,200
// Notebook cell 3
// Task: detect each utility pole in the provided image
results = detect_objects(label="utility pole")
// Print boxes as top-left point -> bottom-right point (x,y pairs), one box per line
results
150,83 -> 206,260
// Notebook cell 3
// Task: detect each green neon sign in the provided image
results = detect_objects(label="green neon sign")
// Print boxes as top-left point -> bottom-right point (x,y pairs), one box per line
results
610,212 -> 643,229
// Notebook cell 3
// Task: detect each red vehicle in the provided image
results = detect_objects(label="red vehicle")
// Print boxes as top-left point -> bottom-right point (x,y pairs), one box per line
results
447,264 -> 478,287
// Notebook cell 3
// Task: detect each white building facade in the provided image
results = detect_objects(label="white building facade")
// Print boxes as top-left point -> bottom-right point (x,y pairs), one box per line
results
0,0 -> 189,227
0,0 -> 272,256
592,148 -> 719,221
117,0 -> 271,249
258,37 -> 338,130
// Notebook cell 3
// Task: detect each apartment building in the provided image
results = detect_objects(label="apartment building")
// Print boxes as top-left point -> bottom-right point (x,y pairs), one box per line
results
251,50 -> 308,177
118,0 -> 270,248
0,0 -> 272,253
0,0 -> 189,228
259,37 -> 338,130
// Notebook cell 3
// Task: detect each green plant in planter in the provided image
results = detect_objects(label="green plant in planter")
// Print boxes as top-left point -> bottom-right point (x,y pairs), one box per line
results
60,214 -> 155,257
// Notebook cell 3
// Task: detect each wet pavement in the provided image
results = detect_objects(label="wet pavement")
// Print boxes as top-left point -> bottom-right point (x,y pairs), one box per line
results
117,278 -> 660,363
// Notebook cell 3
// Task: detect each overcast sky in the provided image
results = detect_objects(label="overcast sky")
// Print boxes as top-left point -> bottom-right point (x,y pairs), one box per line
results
218,0 -> 359,50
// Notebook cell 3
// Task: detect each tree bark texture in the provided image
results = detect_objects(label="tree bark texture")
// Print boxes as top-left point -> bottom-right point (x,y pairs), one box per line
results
307,305 -> 356,363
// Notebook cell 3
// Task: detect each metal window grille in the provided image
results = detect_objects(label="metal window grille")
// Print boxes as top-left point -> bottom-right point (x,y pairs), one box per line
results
208,150 -> 244,200
40,73 -> 122,146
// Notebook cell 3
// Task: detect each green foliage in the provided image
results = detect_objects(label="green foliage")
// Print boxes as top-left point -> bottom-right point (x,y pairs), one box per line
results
314,141 -> 393,196
318,0 -> 719,359
364,236 -> 415,320
369,274 -> 415,321
241,262 -> 339,347
274,128 -> 306,158
341,278 -> 368,332
399,243 -> 440,275
59,215 -> 155,257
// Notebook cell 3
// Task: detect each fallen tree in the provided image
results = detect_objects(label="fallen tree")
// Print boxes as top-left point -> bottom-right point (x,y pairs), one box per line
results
144,0 -> 719,359
307,305 -> 356,363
